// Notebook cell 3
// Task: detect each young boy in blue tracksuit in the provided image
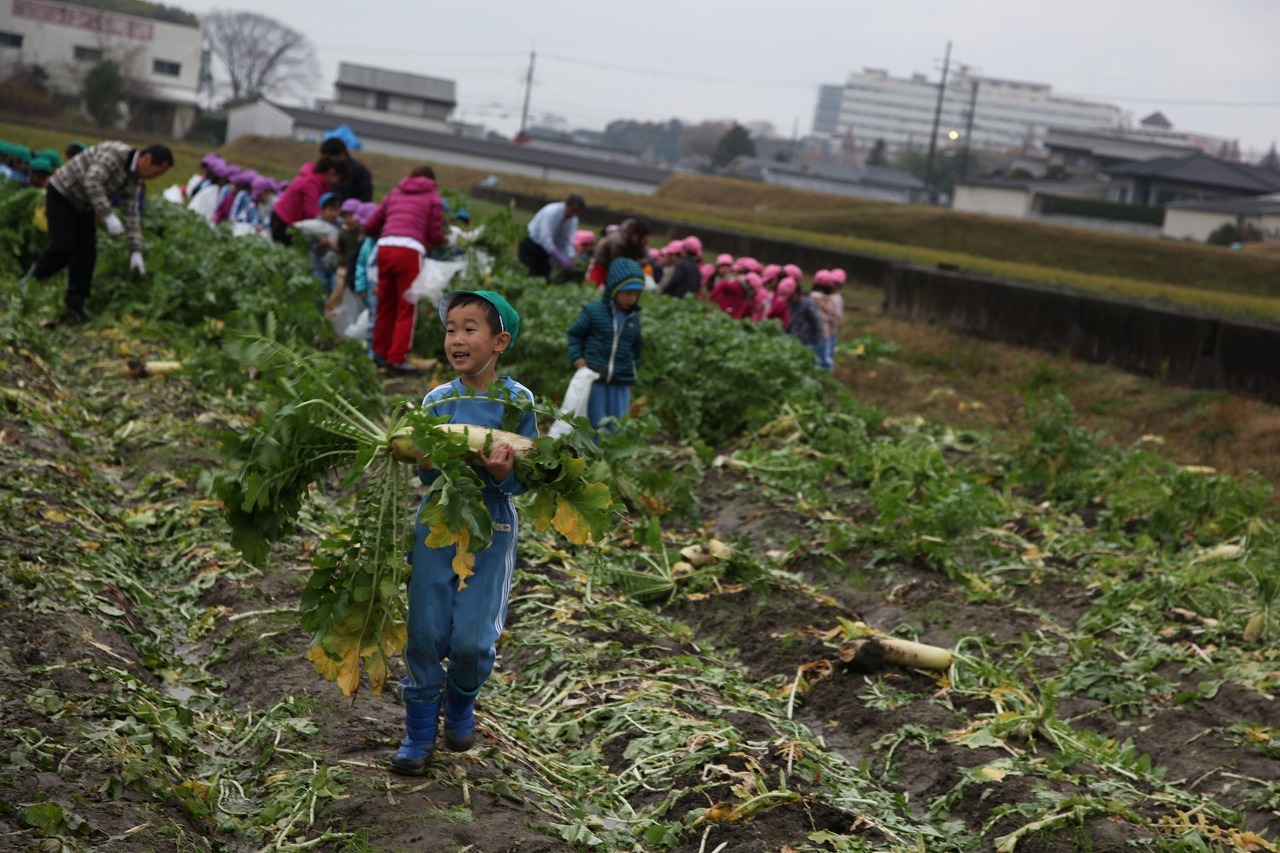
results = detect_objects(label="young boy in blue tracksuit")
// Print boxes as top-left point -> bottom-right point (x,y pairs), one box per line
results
391,290 -> 538,775
566,257 -> 644,432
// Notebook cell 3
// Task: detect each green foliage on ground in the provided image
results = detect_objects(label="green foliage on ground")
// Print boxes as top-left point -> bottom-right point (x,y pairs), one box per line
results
1,178 -> 1276,850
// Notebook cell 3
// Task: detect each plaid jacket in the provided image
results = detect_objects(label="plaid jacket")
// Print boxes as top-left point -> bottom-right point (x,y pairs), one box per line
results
49,141 -> 143,252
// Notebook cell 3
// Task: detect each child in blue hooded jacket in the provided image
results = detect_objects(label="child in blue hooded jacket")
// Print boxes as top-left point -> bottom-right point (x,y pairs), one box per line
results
391,290 -> 538,775
567,257 -> 644,432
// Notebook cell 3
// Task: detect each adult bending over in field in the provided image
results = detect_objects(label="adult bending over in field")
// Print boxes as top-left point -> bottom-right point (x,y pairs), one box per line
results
362,166 -> 447,374
320,136 -> 374,204
518,193 -> 584,280
21,141 -> 173,325
270,156 -> 349,246
585,217 -> 650,287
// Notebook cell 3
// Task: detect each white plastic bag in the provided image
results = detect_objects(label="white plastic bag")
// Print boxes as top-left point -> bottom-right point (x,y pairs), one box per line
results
405,258 -> 465,306
293,218 -> 339,242
342,308 -> 370,342
161,184 -> 185,204
187,184 -> 219,221
328,287 -> 363,337
548,366 -> 600,439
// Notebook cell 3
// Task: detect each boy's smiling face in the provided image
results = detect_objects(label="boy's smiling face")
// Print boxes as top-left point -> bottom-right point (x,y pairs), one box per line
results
445,302 -> 509,375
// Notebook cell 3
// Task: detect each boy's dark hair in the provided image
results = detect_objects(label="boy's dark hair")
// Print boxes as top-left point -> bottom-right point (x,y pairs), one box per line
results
445,293 -> 502,336
315,157 -> 351,178
141,144 -> 174,166
630,218 -> 651,238
65,142 -> 86,159
410,165 -> 436,179
566,192 -> 585,208
320,138 -> 347,157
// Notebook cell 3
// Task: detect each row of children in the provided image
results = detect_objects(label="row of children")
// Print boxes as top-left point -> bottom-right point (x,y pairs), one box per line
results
181,153 -> 284,234
572,226 -> 847,370
0,139 -> 83,189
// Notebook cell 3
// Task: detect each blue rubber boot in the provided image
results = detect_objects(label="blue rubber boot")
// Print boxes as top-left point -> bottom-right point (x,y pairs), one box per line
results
389,697 -> 440,775
442,684 -> 477,752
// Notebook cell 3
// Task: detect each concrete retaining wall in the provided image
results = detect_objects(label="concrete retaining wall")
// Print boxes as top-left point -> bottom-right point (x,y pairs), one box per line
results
884,264 -> 1280,403
473,184 -> 1280,405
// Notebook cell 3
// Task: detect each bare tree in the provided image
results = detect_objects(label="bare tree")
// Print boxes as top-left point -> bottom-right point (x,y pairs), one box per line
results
201,10 -> 317,104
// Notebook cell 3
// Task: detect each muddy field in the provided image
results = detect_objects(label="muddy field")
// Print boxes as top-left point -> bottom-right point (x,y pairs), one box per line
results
2,305 -> 1278,853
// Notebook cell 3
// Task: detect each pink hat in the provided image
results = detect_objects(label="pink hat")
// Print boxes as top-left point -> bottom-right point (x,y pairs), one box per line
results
664,240 -> 684,255
648,248 -> 660,261
762,264 -> 781,282
355,201 -> 379,225
783,263 -> 803,281
700,263 -> 715,285
744,271 -> 763,291
716,253 -> 734,267
831,268 -> 847,284
777,277 -> 797,299
682,235 -> 702,255
340,197 -> 361,214
573,229 -> 597,252
814,269 -> 833,286
733,257 -> 751,272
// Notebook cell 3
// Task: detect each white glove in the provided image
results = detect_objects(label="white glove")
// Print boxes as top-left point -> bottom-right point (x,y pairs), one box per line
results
104,213 -> 124,237
129,251 -> 146,276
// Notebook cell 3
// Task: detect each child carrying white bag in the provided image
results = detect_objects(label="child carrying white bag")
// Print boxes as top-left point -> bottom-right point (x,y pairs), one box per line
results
548,366 -> 600,439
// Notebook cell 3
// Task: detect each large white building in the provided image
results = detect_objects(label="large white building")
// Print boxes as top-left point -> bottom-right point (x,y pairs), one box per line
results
0,0 -> 202,137
814,68 -> 1123,156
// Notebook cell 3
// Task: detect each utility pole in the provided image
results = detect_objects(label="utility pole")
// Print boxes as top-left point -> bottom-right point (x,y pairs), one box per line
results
517,49 -> 535,143
922,40 -> 951,203
960,72 -> 980,180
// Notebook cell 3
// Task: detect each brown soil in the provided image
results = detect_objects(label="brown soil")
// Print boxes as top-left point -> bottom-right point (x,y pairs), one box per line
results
2,305 -> 1277,852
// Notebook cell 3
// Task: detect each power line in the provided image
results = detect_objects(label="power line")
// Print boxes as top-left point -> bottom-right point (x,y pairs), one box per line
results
537,51 -> 816,89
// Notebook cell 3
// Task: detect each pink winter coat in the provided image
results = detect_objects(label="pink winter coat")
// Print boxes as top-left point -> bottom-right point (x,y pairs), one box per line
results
273,163 -> 332,225
709,275 -> 754,319
768,277 -> 796,328
363,175 -> 445,250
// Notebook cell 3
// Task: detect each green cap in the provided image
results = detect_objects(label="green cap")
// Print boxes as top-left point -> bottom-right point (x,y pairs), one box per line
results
39,149 -> 62,168
9,145 -> 30,164
30,156 -> 53,173
438,290 -> 520,350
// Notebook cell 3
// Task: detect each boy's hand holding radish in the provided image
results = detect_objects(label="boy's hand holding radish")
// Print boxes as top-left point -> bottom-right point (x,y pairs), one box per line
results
477,442 -> 515,482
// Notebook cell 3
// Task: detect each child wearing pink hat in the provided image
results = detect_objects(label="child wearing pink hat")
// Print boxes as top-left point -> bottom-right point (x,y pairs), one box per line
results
810,270 -> 840,371
786,279 -> 825,365
702,253 -> 734,301
709,265 -> 753,319
658,238 -> 702,299
768,277 -> 795,329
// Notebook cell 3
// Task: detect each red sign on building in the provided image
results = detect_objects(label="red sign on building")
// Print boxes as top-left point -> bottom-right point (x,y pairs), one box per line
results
12,0 -> 155,41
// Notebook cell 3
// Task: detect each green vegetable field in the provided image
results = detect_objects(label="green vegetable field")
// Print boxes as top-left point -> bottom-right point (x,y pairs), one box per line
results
1,182 -> 1277,852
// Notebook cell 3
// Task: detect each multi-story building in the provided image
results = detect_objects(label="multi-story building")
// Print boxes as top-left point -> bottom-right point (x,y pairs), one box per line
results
311,62 -> 457,132
0,0 -> 202,137
813,67 -> 1122,156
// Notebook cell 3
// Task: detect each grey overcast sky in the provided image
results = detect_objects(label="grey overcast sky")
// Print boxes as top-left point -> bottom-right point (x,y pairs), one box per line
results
183,0 -> 1279,158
